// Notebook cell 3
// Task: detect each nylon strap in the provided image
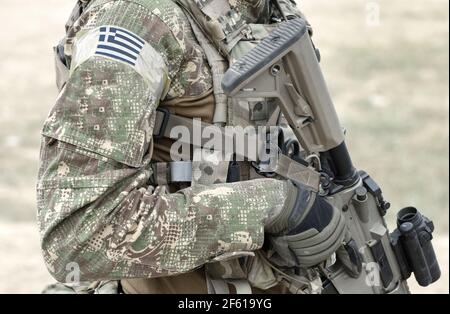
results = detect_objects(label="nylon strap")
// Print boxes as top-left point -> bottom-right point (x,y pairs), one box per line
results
175,0 -> 250,57
65,0 -> 91,32
153,109 -> 320,192
152,161 -> 193,185
227,279 -> 253,294
205,272 -> 252,294
206,275 -> 230,294
184,13 -> 229,125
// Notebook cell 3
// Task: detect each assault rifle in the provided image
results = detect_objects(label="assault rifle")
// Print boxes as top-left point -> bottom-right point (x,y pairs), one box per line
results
222,18 -> 440,294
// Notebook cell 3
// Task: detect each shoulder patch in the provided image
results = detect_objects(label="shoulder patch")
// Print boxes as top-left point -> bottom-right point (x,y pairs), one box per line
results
95,26 -> 145,66
71,25 -> 169,92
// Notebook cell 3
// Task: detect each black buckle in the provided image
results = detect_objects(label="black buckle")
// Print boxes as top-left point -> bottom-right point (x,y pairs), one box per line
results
153,107 -> 170,139
56,43 -> 67,67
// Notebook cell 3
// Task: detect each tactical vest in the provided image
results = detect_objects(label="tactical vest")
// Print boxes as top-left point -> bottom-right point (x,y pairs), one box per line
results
54,0 -> 315,294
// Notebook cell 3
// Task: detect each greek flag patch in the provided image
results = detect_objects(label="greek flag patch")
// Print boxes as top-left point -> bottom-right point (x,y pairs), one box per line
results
95,26 -> 145,66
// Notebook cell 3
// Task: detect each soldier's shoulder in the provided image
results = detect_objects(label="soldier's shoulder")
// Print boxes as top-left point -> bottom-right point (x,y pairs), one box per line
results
84,0 -> 191,74
88,0 -> 184,14
87,0 -> 190,43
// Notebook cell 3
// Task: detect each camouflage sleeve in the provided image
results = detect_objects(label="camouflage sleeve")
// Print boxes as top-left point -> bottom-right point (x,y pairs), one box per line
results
37,0 -> 292,282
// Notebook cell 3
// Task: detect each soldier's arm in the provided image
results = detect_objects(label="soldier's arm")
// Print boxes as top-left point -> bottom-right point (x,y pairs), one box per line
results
37,0 -> 295,282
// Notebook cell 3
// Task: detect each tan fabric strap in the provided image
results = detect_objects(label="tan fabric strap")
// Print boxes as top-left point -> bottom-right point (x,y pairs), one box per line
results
205,272 -> 252,294
152,109 -> 320,192
184,13 -> 229,125
151,161 -> 193,185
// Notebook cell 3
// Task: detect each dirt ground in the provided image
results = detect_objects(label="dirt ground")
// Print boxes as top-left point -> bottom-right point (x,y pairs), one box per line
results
0,0 -> 448,294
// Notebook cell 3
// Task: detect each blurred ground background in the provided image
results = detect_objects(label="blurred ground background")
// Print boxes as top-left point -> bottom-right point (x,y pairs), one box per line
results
0,0 -> 448,293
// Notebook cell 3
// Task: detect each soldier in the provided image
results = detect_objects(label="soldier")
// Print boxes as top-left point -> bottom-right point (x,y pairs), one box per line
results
37,0 -> 346,294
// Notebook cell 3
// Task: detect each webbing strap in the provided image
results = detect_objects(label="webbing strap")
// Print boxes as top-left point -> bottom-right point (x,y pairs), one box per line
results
152,109 -> 320,192
154,108 -> 235,151
206,276 -> 230,294
205,272 -> 252,294
227,280 -> 252,294
184,14 -> 229,125
152,161 -> 193,185
65,0 -> 91,32
274,154 -> 320,192
175,0 -> 250,57
170,161 -> 193,183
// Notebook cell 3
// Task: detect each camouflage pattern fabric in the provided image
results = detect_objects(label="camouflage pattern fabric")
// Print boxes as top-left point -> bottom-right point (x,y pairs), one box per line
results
37,0 -> 293,283
229,0 -> 270,24
41,280 -> 119,294
175,0 -> 261,57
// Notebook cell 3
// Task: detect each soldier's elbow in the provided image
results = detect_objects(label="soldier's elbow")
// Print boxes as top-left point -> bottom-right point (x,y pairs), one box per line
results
38,197 -> 107,282
40,233 -> 83,283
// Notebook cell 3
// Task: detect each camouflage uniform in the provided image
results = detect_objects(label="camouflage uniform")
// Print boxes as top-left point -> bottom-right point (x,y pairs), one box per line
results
37,0 -> 302,293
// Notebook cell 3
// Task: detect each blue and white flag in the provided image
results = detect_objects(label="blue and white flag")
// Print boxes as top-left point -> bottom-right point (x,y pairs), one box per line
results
95,26 -> 145,66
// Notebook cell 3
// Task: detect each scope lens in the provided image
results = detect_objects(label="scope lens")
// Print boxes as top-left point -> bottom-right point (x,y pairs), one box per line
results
397,207 -> 420,225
